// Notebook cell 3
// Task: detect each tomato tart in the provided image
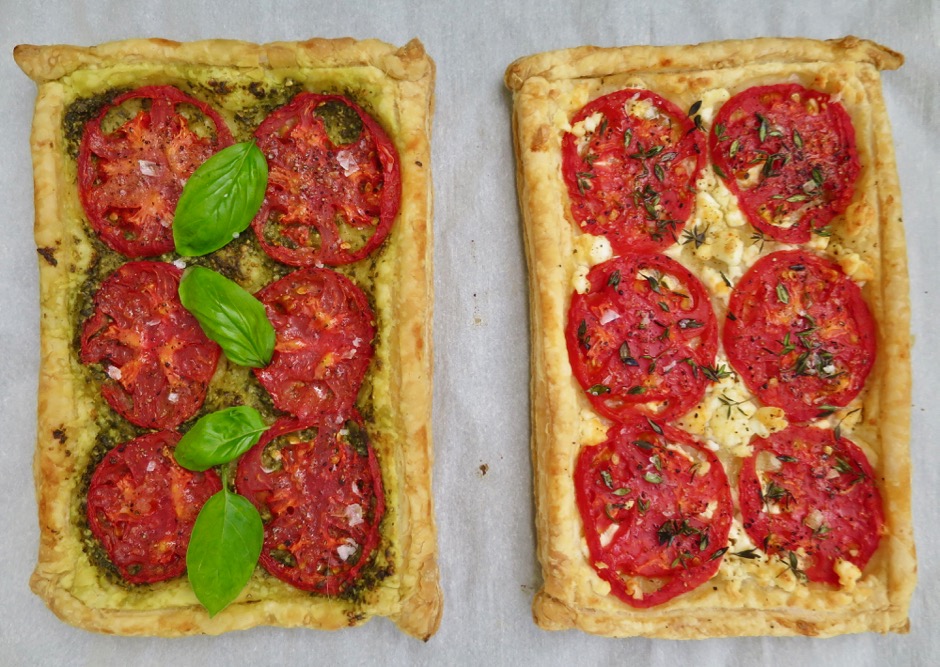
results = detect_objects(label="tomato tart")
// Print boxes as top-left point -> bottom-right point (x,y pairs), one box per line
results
506,37 -> 913,637
16,38 -> 440,639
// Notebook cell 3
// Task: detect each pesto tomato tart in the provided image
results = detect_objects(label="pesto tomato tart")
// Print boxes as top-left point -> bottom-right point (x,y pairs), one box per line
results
507,37 -> 913,638
16,37 -> 439,639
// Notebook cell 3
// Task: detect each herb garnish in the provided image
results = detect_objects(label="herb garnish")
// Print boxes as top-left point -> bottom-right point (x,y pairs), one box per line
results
176,417 -> 266,617
681,225 -> 709,248
698,364 -> 731,382
782,551 -> 807,582
761,480 -> 792,507
179,266 -> 275,368
577,319 -> 590,350
186,480 -> 264,616
644,472 -> 663,485
709,547 -> 729,562
175,406 -> 267,471
173,142 -> 268,257
717,393 -> 747,418
619,341 -> 639,366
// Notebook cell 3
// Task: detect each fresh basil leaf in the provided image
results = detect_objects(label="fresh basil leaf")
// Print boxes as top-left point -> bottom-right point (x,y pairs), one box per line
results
179,266 -> 275,368
175,406 -> 267,472
173,142 -> 268,257
187,488 -> 263,617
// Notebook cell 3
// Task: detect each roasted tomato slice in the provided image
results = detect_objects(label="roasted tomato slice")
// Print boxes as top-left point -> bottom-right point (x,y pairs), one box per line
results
252,93 -> 401,266
709,84 -> 860,244
80,261 -> 221,429
567,254 -> 718,421
86,430 -> 222,584
235,415 -> 385,595
723,250 -> 875,422
739,424 -> 884,585
253,268 -> 375,421
78,85 -> 234,257
561,89 -> 706,253
575,420 -> 732,608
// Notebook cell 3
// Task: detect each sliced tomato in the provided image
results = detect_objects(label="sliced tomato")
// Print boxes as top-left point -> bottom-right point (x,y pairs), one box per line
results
739,424 -> 884,585
78,85 -> 234,257
710,84 -> 860,243
80,261 -> 221,429
251,93 -> 401,266
567,254 -> 718,421
723,250 -> 875,422
253,268 -> 374,421
86,430 -> 222,584
235,415 -> 385,595
575,420 -> 732,608
561,89 -> 705,253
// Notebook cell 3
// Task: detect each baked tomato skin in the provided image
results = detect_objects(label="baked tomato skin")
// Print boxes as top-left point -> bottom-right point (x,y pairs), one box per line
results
561,89 -> 706,254
567,254 -> 718,421
86,430 -> 222,584
252,93 -> 401,266
723,249 -> 876,422
738,424 -> 884,585
235,415 -> 385,595
80,261 -> 221,430
575,420 -> 732,608
253,267 -> 375,422
78,85 -> 234,257
710,84 -> 860,244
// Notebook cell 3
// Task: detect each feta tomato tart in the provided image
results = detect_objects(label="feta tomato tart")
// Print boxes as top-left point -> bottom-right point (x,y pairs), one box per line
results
506,36 -> 914,638
15,37 -> 440,639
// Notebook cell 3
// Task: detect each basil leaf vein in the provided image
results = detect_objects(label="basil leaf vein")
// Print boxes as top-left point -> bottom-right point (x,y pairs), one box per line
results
187,488 -> 264,617
175,406 -> 267,472
179,266 -> 275,368
173,141 -> 268,257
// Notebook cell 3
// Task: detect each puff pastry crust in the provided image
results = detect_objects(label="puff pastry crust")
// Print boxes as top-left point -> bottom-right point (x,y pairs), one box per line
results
506,36 -> 914,638
16,37 -> 441,639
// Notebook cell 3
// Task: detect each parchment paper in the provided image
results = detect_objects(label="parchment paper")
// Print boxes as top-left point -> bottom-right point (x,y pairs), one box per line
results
1,1 -> 936,665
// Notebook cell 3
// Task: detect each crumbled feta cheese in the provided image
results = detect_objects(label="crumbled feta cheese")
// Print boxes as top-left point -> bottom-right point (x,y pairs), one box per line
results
834,559 -> 862,590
